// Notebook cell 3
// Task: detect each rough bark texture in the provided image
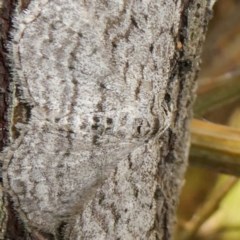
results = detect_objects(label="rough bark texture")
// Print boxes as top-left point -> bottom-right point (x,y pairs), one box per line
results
0,1 -> 18,239
0,0 -> 213,239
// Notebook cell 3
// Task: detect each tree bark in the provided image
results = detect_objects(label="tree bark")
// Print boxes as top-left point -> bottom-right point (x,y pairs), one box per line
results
1,1 -> 214,239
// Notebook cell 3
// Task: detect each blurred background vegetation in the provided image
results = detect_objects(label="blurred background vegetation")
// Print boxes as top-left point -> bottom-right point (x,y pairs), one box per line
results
175,0 -> 240,239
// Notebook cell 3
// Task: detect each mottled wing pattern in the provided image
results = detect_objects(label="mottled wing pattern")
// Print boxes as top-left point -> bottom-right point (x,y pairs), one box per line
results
3,0 -> 175,234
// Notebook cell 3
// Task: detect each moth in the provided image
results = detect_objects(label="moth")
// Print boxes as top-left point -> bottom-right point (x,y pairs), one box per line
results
2,0 -> 173,237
